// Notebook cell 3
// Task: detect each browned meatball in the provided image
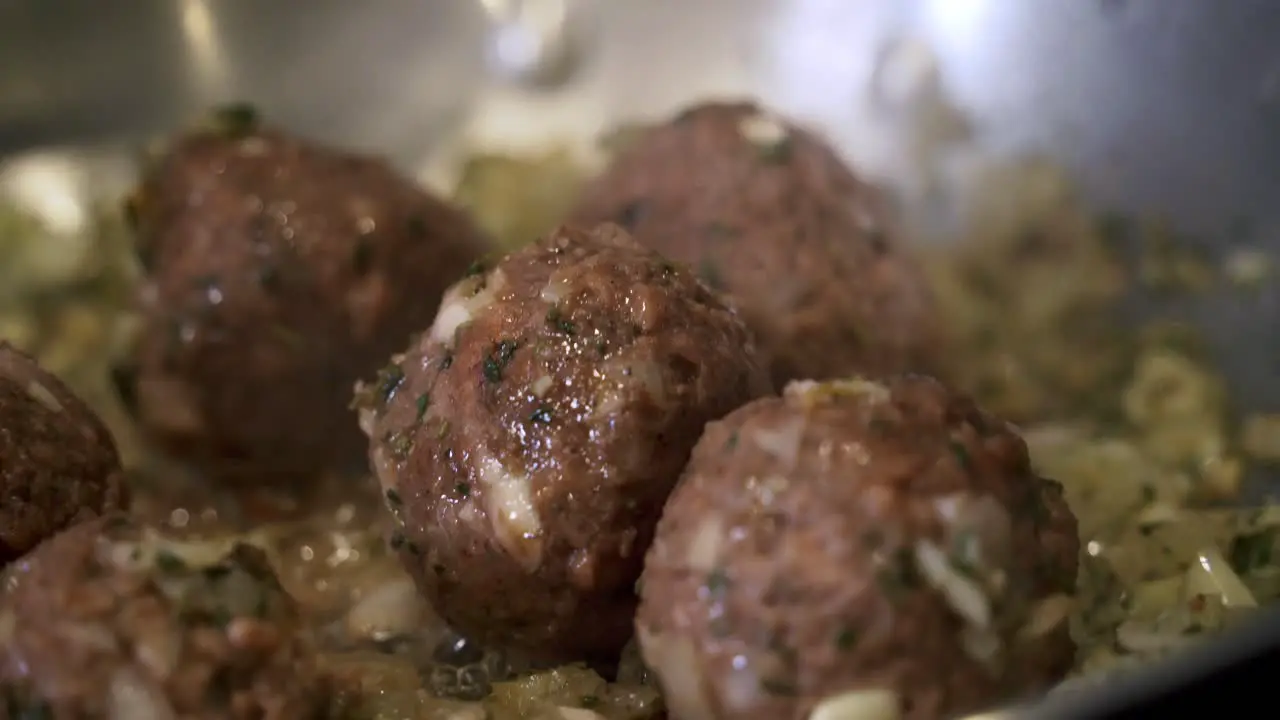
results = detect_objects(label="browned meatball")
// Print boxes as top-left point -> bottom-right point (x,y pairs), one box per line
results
636,376 -> 1080,720
0,514 -> 327,719
571,101 -> 941,389
0,342 -> 128,565
121,108 -> 495,485
354,223 -> 771,667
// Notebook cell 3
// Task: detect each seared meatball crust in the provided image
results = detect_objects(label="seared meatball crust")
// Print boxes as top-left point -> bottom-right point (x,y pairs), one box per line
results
571,100 -> 941,388
637,375 -> 1079,720
0,514 -> 327,720
122,114 -> 494,485
355,223 -> 771,666
0,342 -> 127,565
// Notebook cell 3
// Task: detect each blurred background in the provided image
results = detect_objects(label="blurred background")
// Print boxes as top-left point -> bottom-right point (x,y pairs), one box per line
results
5,0 -> 1280,231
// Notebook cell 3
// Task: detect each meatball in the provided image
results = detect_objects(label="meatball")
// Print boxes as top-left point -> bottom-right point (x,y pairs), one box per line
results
636,376 -> 1080,720
121,108 -> 495,484
0,514 -> 326,719
0,342 -> 128,565
571,101 -> 941,389
354,223 -> 771,666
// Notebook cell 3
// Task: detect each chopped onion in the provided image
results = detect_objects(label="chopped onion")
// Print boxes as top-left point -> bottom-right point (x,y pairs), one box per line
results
25,379 -> 62,412
784,380 -> 821,399
476,454 -> 544,569
1019,594 -> 1074,639
746,475 -> 792,507
784,378 -> 889,407
720,660 -> 763,713
134,625 -> 181,679
591,392 -> 625,420
458,500 -> 483,528
1188,547 -> 1257,608
1135,502 -> 1180,528
637,628 -> 717,720
430,269 -> 506,345
1020,423 -> 1088,451
752,417 -> 805,467
737,112 -> 788,149
237,137 -> 270,157
59,622 -> 119,653
914,540 -> 991,628
685,517 -> 725,572
105,541 -> 147,570
1115,621 -> 1195,654
346,577 -> 423,640
808,689 -> 901,720
531,375 -> 554,398
959,625 -> 1002,667
156,536 -> 242,568
932,493 -> 1012,571
593,358 -> 668,419
554,708 -> 607,720
1127,576 -> 1185,621
540,273 -> 572,304
634,360 -> 667,405
109,669 -> 177,720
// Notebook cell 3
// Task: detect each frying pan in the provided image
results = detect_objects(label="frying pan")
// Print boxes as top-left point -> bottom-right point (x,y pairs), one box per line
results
2,0 -> 1277,716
